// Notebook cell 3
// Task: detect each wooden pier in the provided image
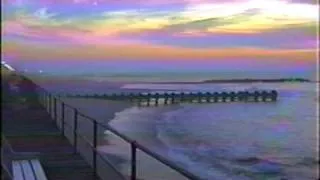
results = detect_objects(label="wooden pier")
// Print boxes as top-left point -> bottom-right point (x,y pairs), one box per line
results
67,90 -> 278,106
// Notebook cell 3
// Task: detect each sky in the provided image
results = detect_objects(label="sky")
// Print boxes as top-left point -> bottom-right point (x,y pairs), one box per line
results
1,0 -> 319,79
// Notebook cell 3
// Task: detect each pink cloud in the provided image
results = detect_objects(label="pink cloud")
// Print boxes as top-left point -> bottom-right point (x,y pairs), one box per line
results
2,21 -> 50,39
3,20 -> 146,45
280,40 -> 318,49
58,31 -> 145,45
29,0 -> 246,7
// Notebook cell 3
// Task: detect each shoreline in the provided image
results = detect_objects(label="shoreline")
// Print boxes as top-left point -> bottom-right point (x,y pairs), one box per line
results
59,97 -> 132,124
101,105 -> 193,180
25,74 -> 316,84
140,78 -> 314,84
60,97 -> 188,179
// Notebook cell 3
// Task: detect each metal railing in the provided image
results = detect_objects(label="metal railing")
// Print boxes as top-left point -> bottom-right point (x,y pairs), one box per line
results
36,85 -> 202,180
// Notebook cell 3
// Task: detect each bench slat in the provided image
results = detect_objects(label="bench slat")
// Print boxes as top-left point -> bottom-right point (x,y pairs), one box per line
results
21,160 -> 36,180
30,159 -> 48,180
13,161 -> 24,180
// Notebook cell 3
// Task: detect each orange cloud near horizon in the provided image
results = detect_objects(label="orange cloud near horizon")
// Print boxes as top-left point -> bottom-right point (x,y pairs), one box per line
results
2,42 -> 318,64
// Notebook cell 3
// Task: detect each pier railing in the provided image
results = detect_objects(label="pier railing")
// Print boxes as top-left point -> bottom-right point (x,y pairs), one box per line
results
67,90 -> 278,107
36,86 -> 202,180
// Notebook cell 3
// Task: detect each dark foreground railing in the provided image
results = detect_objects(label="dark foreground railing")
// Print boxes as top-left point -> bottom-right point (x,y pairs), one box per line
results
36,86 -> 202,180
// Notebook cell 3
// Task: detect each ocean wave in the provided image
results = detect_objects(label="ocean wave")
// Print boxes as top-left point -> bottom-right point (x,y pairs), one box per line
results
154,101 -> 318,180
107,106 -> 178,152
104,83 -> 318,180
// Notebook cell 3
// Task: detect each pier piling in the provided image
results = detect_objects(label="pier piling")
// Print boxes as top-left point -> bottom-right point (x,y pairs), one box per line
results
155,93 -> 159,106
170,92 -> 175,104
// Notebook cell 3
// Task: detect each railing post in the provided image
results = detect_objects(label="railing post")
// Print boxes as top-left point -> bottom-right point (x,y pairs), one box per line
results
93,121 -> 98,178
53,97 -> 57,121
73,109 -> 78,154
61,102 -> 65,136
41,89 -> 44,105
41,90 -> 44,106
38,88 -> 42,104
131,141 -> 137,180
48,94 -> 51,114
45,92 -> 48,109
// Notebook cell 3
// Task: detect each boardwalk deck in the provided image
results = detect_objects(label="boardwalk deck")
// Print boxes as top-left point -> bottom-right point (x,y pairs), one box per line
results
2,74 -> 103,180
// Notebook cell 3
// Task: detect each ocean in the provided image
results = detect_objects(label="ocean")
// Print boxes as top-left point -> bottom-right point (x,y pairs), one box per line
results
33,75 -> 319,180
110,82 -> 319,180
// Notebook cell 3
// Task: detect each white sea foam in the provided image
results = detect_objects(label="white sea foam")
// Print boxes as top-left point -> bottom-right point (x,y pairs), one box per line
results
108,106 -> 172,150
151,83 -> 319,179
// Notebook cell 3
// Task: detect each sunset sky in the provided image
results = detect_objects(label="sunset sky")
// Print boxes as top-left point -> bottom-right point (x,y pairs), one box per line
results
1,0 -> 319,78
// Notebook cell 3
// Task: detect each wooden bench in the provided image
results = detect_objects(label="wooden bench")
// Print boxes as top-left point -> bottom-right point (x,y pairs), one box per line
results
12,159 -> 47,180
